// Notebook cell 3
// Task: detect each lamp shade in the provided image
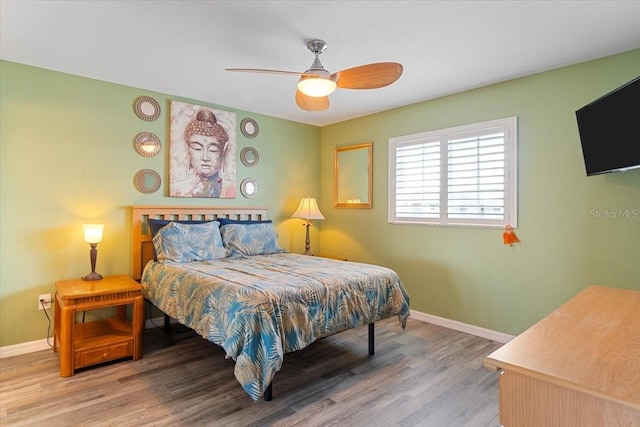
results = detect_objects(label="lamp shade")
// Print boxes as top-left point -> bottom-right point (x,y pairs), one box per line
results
82,224 -> 104,244
291,197 -> 325,221
297,75 -> 336,97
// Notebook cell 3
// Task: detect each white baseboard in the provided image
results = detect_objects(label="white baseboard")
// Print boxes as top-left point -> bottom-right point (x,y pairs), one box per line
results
1,312 -> 512,359
0,317 -> 178,359
410,310 -> 514,343
0,339 -> 51,358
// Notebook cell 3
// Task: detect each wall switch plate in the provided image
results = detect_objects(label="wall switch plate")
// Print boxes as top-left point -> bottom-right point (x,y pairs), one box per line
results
38,293 -> 52,310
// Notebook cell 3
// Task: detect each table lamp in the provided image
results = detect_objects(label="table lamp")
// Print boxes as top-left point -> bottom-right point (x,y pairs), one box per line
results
291,197 -> 325,255
82,224 -> 104,281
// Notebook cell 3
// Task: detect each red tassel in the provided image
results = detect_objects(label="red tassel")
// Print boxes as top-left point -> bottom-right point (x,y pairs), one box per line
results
503,225 -> 520,246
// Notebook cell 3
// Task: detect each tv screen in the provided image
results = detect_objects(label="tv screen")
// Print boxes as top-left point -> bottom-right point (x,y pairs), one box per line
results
575,76 -> 640,176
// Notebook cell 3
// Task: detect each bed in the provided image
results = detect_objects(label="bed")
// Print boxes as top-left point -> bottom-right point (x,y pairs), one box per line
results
131,205 -> 410,401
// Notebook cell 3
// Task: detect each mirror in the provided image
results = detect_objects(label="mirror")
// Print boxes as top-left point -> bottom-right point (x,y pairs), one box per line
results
240,117 -> 259,138
134,132 -> 161,157
240,146 -> 259,167
334,142 -> 373,208
133,96 -> 161,121
134,169 -> 161,194
240,178 -> 259,198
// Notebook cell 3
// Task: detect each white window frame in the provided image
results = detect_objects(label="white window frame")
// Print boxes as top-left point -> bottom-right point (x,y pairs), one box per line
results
388,117 -> 518,228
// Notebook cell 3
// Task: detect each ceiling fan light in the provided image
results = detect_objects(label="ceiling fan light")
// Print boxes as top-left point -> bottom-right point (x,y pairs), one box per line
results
297,76 -> 336,97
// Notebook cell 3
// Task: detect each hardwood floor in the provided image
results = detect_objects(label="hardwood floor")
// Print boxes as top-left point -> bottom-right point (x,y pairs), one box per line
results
0,318 -> 502,426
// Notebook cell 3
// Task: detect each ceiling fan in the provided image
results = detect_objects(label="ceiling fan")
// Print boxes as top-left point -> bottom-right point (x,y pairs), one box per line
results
225,39 -> 403,112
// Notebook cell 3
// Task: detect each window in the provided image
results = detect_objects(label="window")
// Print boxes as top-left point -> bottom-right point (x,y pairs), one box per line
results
389,117 -> 517,227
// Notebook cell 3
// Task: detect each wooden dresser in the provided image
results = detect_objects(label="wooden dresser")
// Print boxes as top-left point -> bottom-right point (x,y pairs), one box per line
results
484,285 -> 640,427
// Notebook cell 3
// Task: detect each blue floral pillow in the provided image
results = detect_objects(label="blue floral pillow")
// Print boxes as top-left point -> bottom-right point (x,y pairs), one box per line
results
148,219 -> 216,260
217,218 -> 272,226
153,221 -> 227,263
220,222 -> 285,257
148,218 -> 214,238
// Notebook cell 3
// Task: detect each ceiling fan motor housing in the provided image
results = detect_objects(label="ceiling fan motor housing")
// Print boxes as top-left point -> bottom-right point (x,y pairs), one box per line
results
298,39 -> 336,96
304,39 -> 332,75
306,39 -> 328,55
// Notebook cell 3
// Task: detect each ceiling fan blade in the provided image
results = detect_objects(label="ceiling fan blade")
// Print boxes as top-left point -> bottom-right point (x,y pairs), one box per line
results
295,89 -> 329,111
225,68 -> 322,77
333,62 -> 403,89
225,68 -> 305,76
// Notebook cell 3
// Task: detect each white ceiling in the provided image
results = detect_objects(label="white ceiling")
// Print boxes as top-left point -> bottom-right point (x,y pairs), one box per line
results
2,1 -> 639,126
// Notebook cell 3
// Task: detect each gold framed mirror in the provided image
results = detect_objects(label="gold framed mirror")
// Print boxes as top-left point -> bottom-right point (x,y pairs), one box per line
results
133,96 -> 161,121
334,142 -> 372,208
133,132 -> 161,157
240,178 -> 259,198
133,169 -> 161,194
240,146 -> 259,167
240,117 -> 259,138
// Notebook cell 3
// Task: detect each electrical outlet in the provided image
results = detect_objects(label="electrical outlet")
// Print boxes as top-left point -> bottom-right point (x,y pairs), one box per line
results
38,293 -> 52,310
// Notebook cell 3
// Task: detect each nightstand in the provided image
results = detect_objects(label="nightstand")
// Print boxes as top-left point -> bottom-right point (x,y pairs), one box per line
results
53,275 -> 143,377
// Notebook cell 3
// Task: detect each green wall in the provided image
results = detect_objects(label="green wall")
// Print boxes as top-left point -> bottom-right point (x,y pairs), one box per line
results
319,50 -> 640,335
0,61 -> 320,346
2,50 -> 639,347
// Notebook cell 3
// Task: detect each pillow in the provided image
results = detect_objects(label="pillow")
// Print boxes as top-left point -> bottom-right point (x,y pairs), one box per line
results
217,218 -> 272,226
148,218 -> 214,238
153,221 -> 227,263
220,222 -> 285,257
147,219 -> 217,260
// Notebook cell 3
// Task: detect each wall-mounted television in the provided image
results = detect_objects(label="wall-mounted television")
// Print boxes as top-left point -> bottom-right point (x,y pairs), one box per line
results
575,76 -> 640,176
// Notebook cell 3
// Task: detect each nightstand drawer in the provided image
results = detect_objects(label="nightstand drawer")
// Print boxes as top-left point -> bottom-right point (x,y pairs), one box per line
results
75,340 -> 133,367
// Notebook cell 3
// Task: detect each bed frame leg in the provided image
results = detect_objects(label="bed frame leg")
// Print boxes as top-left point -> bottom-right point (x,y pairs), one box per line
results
264,382 -> 273,401
262,323 -> 373,402
164,313 -> 170,332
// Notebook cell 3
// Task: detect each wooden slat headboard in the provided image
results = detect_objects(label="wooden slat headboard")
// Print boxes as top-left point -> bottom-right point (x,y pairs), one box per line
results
131,205 -> 269,280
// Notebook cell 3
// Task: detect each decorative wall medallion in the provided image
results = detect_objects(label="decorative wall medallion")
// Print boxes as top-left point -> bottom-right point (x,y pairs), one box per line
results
134,132 -> 161,157
240,146 -> 259,167
134,169 -> 161,193
133,96 -> 161,121
240,117 -> 259,138
240,178 -> 259,198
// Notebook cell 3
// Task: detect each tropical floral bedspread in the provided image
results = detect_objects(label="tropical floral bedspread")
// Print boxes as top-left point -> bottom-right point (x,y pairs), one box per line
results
141,253 -> 410,401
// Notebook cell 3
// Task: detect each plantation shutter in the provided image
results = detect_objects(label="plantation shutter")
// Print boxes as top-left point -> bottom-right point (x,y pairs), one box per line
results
389,117 -> 517,227
447,130 -> 506,222
395,139 -> 440,219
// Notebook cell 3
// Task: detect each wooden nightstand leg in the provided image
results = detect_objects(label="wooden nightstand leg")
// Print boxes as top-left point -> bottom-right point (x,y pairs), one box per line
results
59,304 -> 74,377
132,294 -> 144,360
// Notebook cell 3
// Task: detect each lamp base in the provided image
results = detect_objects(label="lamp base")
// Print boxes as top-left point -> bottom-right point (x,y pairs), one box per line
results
303,222 -> 312,255
82,272 -> 103,281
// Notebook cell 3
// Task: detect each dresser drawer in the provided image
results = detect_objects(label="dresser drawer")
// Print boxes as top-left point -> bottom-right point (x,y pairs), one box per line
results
75,340 -> 133,368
